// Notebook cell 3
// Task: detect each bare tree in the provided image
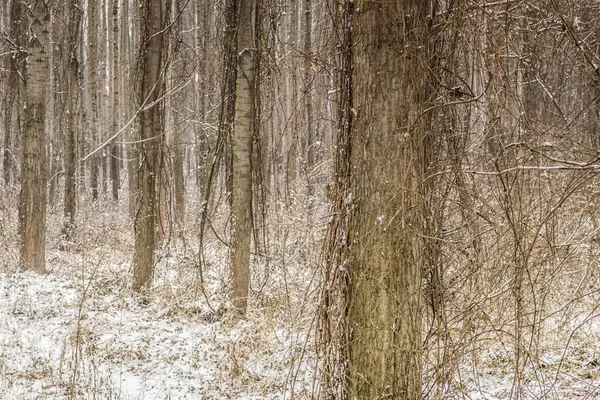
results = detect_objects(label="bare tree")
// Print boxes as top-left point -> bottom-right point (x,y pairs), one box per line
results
320,1 -> 432,398
3,0 -> 25,189
88,0 -> 100,200
228,0 -> 258,314
62,0 -> 82,238
19,0 -> 51,273
110,0 -> 120,201
132,0 -> 167,293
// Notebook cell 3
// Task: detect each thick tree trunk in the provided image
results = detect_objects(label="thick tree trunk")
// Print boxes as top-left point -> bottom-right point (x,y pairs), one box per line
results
329,1 -> 431,398
132,0 -> 166,293
229,0 -> 256,314
19,0 -> 50,273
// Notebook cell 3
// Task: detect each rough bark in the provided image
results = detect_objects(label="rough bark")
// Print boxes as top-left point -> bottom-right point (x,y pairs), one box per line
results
229,0 -> 256,314
121,0 -> 136,218
169,0 -> 187,236
88,0 -> 100,201
3,0 -> 25,188
63,0 -> 82,238
19,0 -> 51,273
110,0 -> 120,201
327,1 -> 431,398
302,0 -> 313,198
195,0 -> 211,191
132,0 -> 166,293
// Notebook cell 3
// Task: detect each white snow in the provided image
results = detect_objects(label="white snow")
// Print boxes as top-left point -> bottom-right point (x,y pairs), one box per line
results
0,264 -> 317,399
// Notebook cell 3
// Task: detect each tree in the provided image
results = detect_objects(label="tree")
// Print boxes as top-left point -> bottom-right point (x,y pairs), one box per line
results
227,0 -> 258,314
19,0 -> 51,273
88,0 -> 100,201
3,0 -> 26,189
110,0 -> 120,201
166,0 -> 189,237
132,0 -> 167,293
321,1 -> 432,398
62,0 -> 82,238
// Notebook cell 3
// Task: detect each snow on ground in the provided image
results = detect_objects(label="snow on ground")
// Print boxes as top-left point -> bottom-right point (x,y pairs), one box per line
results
4,262 -> 600,399
0,264 -> 316,399
4,199 -> 600,399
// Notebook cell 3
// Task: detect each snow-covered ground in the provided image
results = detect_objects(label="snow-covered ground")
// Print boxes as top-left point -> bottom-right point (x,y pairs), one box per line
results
5,263 -> 600,400
3,199 -> 600,399
0,259 -> 317,399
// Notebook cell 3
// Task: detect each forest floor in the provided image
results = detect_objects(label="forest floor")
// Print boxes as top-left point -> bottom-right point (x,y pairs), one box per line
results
2,195 -> 600,399
0,197 -> 319,399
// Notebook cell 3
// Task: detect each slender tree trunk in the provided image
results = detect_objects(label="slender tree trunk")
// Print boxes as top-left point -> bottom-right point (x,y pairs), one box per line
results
78,37 -> 86,192
169,0 -> 186,236
19,0 -> 51,273
89,0 -> 100,201
110,0 -> 120,201
195,0 -> 211,192
101,0 -> 109,196
302,0 -> 313,198
229,0 -> 257,314
3,0 -> 25,189
48,25 -> 62,212
132,0 -> 166,293
122,0 -> 136,218
63,0 -> 82,238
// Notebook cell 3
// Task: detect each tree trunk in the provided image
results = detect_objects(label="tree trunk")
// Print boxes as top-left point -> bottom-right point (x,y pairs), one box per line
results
121,0 -> 136,218
88,0 -> 100,201
229,0 -> 257,314
195,0 -> 211,191
132,0 -> 166,293
110,0 -> 120,201
302,0 -> 313,199
3,0 -> 25,189
63,0 -> 82,238
325,1 -> 431,398
169,0 -> 187,236
19,0 -> 51,273
101,0 -> 109,196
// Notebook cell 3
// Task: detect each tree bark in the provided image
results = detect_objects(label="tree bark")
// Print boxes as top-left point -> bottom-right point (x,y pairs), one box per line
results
88,0 -> 100,201
3,0 -> 25,189
19,0 -> 51,273
169,0 -> 187,236
110,0 -> 120,201
63,0 -> 82,238
121,0 -> 136,218
328,1 -> 431,398
302,0 -> 313,200
132,0 -> 166,293
229,0 -> 257,314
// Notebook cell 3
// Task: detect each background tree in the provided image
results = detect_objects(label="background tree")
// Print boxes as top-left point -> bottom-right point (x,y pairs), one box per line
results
62,0 -> 82,238
110,0 -> 120,201
18,0 -> 51,273
2,0 -> 25,190
132,0 -> 167,293
87,0 -> 100,201
228,0 -> 258,314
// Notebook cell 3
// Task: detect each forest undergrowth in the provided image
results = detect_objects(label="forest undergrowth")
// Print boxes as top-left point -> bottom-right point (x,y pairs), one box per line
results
1,181 -> 600,399
0,184 -> 321,399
